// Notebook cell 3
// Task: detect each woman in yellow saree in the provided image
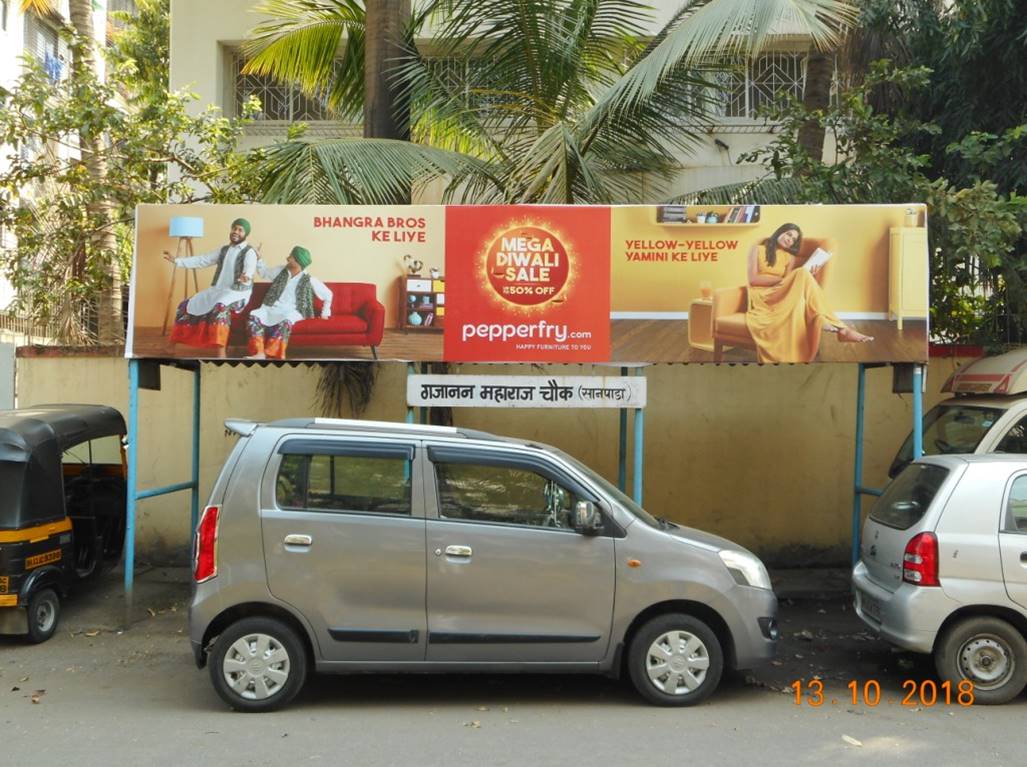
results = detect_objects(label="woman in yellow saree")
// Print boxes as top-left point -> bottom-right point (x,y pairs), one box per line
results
746,223 -> 872,363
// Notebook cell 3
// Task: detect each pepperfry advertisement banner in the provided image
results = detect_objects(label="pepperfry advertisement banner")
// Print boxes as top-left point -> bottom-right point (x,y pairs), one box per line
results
442,205 -> 611,363
126,203 -> 928,365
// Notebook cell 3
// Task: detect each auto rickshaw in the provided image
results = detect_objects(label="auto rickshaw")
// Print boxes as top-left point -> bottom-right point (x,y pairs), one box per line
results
0,405 -> 127,643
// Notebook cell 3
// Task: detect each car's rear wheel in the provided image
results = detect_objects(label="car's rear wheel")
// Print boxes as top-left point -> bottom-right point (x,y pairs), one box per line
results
627,613 -> 723,706
26,588 -> 60,644
935,616 -> 1027,705
209,617 -> 307,712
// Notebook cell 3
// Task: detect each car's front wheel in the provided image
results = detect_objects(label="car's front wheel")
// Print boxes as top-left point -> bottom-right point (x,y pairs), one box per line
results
935,616 -> 1027,705
209,617 -> 307,712
627,613 -> 724,706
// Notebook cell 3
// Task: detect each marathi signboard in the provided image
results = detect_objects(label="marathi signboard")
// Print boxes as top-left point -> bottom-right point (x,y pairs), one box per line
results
127,203 -> 928,365
408,375 -> 647,409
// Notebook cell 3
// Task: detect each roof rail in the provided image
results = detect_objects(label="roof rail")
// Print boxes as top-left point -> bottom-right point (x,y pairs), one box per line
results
311,418 -> 460,435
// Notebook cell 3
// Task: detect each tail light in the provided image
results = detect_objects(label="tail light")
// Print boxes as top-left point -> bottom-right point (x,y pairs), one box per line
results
193,505 -> 220,583
902,532 -> 939,586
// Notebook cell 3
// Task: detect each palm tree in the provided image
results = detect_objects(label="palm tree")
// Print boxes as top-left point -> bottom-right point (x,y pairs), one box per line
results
242,0 -> 857,205
19,0 -> 122,343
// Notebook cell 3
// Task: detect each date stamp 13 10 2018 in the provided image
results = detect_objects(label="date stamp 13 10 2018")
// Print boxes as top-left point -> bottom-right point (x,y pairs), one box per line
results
791,679 -> 976,707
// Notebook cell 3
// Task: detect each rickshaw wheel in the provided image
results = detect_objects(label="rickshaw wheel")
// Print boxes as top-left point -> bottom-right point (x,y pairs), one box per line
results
26,588 -> 60,644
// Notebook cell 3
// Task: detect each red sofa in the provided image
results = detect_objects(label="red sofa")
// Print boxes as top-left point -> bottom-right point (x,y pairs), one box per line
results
231,282 -> 385,359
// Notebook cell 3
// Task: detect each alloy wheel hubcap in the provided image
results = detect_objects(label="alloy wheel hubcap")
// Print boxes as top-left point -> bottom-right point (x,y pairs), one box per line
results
959,635 -> 1012,688
222,633 -> 291,700
645,630 -> 710,695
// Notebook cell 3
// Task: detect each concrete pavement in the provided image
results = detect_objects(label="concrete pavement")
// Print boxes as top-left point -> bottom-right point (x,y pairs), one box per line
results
2,567 -> 1022,767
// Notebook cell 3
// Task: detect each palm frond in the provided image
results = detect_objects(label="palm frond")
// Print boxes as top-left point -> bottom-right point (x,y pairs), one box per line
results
592,0 -> 857,117
243,0 -> 365,118
670,175 -> 806,204
19,0 -> 58,15
316,362 -> 379,416
253,137 -> 501,204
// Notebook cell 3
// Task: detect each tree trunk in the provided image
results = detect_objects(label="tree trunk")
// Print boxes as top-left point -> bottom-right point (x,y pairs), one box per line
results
797,48 -> 834,165
69,0 -> 122,343
364,0 -> 411,142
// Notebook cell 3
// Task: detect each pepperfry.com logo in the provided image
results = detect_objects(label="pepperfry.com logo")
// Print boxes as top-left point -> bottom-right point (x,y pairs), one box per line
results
485,225 -> 570,306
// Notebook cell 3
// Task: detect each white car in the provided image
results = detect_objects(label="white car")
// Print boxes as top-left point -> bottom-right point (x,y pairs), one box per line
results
889,348 -> 1027,478
853,454 -> 1027,704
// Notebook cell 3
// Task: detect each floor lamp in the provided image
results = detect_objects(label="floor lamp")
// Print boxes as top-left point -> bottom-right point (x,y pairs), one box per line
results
163,216 -> 204,334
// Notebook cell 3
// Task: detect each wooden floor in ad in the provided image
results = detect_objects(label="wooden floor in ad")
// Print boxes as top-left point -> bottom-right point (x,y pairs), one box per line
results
611,319 -> 928,364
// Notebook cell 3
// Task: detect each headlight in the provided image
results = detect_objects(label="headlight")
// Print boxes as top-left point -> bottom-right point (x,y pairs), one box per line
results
718,550 -> 772,590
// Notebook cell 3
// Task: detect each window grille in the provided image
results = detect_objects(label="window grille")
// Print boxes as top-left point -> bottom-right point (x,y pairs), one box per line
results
24,14 -> 66,82
706,52 -> 807,121
233,53 -> 334,121
108,0 -> 138,13
423,56 -> 508,111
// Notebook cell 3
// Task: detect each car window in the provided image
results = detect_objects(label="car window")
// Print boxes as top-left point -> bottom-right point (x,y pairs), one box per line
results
434,461 -> 578,529
1005,475 -> 1027,533
996,416 -> 1027,454
870,463 -> 949,530
276,452 -> 412,515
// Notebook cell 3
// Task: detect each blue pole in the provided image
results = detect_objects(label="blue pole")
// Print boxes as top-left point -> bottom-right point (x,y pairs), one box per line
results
852,364 -> 866,566
190,365 -> 201,538
125,359 -> 139,603
632,369 -> 645,505
618,366 -> 627,491
912,364 -> 924,459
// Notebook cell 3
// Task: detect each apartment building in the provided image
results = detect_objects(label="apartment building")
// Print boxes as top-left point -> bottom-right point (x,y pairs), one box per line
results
169,0 -> 817,198
0,0 -> 125,343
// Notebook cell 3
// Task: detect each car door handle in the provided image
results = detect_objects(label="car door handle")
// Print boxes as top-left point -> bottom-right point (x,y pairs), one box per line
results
444,545 -> 472,557
284,534 -> 312,546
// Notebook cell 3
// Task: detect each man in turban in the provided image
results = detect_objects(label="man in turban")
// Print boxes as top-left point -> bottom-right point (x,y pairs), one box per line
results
246,246 -> 332,360
163,218 -> 258,357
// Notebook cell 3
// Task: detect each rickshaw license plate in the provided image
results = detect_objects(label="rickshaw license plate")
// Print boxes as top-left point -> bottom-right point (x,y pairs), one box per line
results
25,550 -> 61,569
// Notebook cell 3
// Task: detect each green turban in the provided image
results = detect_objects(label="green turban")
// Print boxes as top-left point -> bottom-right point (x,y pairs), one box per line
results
290,246 -> 312,269
231,218 -> 251,237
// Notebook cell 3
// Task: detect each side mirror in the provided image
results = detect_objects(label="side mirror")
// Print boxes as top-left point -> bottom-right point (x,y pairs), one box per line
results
573,501 -> 603,536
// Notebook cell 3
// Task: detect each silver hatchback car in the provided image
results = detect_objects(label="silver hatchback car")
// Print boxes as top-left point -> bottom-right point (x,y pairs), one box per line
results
853,454 -> 1027,704
189,418 -> 778,711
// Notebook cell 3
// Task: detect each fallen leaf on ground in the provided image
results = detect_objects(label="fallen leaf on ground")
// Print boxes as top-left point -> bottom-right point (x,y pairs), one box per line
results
464,721 -> 481,728
11,686 -> 20,692
30,690 -> 45,704
85,630 -> 100,637
842,735 -> 863,747
147,608 -> 157,617
18,676 -> 28,683
476,706 -> 489,711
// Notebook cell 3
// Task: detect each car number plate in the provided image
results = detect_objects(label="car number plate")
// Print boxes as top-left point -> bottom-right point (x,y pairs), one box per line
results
860,591 -> 882,622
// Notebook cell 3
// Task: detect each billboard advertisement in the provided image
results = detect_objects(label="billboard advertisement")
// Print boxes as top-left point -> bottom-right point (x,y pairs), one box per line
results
128,203 -> 928,365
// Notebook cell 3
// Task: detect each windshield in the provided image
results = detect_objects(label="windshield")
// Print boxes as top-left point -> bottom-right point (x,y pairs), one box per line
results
890,403 -> 1004,477
871,463 -> 949,530
554,449 -> 662,528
